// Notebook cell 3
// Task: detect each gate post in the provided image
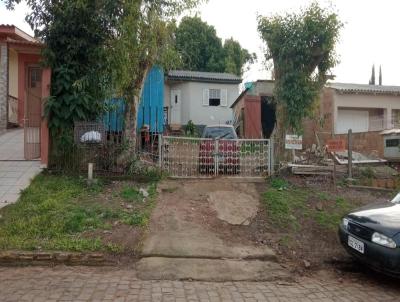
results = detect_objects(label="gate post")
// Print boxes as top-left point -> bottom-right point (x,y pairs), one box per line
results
269,138 -> 274,175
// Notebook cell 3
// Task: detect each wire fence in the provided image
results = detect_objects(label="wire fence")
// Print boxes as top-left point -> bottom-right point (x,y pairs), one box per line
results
48,122 -> 161,178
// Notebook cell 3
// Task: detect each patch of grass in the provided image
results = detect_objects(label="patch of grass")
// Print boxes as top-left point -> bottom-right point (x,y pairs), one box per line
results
263,178 -> 356,232
314,197 -> 352,230
120,183 -> 157,227
120,186 -> 142,202
262,181 -> 308,230
269,177 -> 289,190
0,174 -> 159,252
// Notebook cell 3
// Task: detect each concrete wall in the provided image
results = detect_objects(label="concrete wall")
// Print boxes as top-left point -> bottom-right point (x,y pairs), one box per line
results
165,81 -> 239,126
8,49 -> 18,98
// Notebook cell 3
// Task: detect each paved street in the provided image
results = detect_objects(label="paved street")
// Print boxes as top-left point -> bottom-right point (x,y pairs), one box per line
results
0,266 -> 399,302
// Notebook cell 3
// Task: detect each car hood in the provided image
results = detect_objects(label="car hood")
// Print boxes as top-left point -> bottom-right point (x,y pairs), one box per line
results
348,202 -> 400,238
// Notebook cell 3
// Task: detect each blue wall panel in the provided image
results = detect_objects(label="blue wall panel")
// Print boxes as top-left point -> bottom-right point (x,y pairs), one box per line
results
103,66 -> 164,134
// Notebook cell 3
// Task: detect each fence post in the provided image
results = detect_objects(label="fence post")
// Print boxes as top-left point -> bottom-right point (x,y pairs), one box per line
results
269,138 -> 274,175
348,129 -> 353,179
158,134 -> 163,168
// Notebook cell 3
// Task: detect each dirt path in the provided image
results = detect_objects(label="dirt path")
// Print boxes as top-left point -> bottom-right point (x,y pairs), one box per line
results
137,179 -> 289,281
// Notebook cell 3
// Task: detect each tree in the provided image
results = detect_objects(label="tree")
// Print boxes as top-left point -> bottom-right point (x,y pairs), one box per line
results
175,16 -> 255,76
379,65 -> 382,86
4,0 -> 120,146
5,0 -> 204,154
108,1 -> 203,155
175,16 -> 225,72
369,64 -> 376,85
223,38 -> 256,76
258,2 -> 342,158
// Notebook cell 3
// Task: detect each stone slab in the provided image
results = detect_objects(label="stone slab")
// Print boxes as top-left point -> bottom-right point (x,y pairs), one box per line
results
208,190 -> 259,225
137,257 -> 290,281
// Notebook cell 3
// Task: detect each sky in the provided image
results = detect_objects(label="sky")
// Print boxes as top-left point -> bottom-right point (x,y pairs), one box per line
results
1,0 -> 399,85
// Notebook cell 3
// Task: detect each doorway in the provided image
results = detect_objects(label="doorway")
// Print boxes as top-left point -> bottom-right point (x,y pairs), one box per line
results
24,66 -> 42,160
170,90 -> 181,125
261,96 -> 276,139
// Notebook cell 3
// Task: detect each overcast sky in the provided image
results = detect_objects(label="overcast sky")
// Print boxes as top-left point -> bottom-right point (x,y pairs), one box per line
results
1,0 -> 399,85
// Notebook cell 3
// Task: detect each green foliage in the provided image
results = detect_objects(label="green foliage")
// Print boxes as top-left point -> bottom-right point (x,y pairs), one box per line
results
175,16 -> 255,76
5,0 -> 119,145
185,120 -> 198,137
120,186 -> 142,202
258,2 -> 343,132
270,177 -> 289,190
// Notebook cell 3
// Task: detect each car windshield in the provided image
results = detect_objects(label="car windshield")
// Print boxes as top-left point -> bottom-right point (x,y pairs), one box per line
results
202,127 -> 237,139
391,192 -> 400,203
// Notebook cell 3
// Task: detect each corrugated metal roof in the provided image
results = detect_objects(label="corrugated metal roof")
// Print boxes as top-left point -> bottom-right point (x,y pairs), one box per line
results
327,82 -> 400,96
167,70 -> 242,83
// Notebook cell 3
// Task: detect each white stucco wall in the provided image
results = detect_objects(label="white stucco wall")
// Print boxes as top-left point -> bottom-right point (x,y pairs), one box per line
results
333,92 -> 400,133
165,81 -> 239,126
8,49 -> 18,98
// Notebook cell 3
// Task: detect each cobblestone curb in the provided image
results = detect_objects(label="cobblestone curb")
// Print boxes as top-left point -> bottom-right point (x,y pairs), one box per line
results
0,251 -> 114,266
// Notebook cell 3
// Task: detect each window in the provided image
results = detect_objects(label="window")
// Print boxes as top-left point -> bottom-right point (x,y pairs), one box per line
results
203,88 -> 228,107
386,139 -> 399,148
209,89 -> 221,106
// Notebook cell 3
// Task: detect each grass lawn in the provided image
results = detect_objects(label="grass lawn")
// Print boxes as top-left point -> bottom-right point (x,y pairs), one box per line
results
0,173 -> 157,253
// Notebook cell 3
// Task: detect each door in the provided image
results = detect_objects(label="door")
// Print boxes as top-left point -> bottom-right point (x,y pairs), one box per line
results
170,90 -> 181,125
24,66 -> 42,160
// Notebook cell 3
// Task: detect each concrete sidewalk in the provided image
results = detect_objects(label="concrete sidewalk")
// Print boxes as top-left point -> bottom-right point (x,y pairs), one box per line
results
0,161 -> 42,209
0,128 -> 24,160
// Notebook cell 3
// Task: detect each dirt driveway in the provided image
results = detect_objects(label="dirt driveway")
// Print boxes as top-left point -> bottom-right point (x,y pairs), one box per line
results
137,179 -> 289,281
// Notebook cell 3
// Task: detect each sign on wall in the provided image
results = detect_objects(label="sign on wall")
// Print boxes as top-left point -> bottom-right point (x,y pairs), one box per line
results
326,139 -> 346,152
285,135 -> 303,150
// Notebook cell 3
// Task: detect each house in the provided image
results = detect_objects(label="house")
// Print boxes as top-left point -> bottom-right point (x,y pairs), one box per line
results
164,70 -> 242,131
303,83 -> 400,158
232,80 -> 400,158
0,25 -> 50,165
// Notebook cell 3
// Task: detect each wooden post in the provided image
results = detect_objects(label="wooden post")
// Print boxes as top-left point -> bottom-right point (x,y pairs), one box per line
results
332,152 -> 337,190
348,129 -> 353,179
88,163 -> 94,181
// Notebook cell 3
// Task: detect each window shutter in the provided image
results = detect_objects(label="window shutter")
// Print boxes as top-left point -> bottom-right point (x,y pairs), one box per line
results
221,89 -> 228,107
203,89 -> 209,106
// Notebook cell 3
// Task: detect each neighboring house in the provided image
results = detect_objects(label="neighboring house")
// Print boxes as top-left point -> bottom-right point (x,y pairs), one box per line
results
303,83 -> 400,158
164,70 -> 242,130
231,80 -> 276,139
232,80 -> 400,158
0,24 -> 50,165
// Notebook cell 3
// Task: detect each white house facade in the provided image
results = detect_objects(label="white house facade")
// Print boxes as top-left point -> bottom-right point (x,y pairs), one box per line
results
164,70 -> 242,127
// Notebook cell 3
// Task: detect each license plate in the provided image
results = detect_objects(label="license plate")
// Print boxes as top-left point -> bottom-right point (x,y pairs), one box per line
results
348,236 -> 365,254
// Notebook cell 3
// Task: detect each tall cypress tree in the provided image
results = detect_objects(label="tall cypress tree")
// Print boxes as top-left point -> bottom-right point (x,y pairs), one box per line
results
369,64 -> 376,85
379,65 -> 382,85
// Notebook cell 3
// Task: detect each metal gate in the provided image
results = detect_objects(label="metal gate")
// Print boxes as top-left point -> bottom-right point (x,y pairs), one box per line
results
24,67 -> 42,160
160,136 -> 273,178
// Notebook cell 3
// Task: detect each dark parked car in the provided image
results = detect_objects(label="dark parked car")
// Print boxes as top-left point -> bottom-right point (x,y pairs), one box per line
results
339,193 -> 400,276
199,125 -> 240,174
